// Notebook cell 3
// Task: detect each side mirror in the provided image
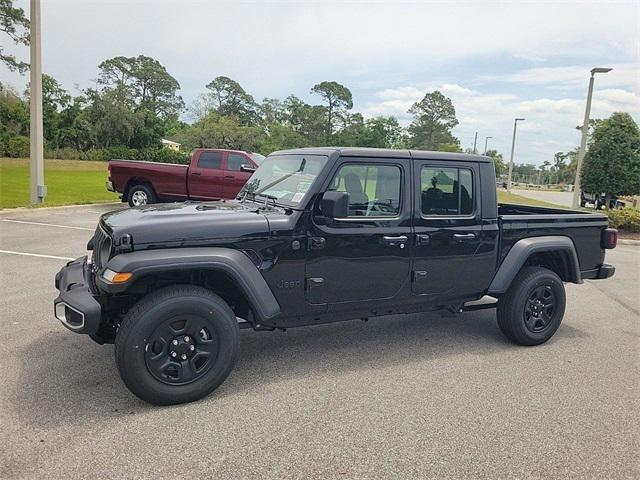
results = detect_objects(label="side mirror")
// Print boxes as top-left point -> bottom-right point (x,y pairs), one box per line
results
321,191 -> 349,219
240,164 -> 256,173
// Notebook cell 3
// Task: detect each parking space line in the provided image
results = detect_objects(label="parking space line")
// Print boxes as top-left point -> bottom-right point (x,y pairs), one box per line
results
0,249 -> 75,261
0,219 -> 94,231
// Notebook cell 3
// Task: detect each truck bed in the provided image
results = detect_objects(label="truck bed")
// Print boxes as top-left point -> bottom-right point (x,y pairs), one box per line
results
498,202 -> 609,274
109,159 -> 189,200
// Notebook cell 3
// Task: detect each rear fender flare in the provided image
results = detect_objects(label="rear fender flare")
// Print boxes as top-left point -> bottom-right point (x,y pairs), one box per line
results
98,247 -> 280,322
488,236 -> 581,295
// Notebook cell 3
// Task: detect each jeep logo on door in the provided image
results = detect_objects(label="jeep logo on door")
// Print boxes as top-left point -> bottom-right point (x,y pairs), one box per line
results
277,279 -> 301,289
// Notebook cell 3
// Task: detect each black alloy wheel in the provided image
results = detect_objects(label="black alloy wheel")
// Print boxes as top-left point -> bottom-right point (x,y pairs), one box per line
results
144,315 -> 219,385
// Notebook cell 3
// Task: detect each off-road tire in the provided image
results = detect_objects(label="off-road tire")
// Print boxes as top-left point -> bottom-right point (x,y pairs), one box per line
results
115,285 -> 239,405
497,266 -> 566,346
127,184 -> 156,207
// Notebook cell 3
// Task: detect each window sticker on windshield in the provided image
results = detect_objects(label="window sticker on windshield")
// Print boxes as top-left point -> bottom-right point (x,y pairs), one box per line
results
291,192 -> 304,203
298,181 -> 312,193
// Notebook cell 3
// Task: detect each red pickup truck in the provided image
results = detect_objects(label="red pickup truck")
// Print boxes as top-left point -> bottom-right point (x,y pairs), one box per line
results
106,149 -> 265,207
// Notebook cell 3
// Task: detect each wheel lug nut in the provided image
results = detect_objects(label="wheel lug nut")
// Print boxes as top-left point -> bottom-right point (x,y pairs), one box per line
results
181,354 -> 187,360
184,336 -> 190,342
171,351 -> 177,357
172,340 -> 178,345
189,345 -> 195,351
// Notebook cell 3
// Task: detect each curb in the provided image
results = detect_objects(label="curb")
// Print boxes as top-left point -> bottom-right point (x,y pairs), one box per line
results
0,202 -> 121,217
618,238 -> 640,246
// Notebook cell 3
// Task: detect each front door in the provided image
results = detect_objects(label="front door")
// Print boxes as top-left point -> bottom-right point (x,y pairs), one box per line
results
222,152 -> 255,199
188,150 -> 224,200
305,157 -> 412,306
411,160 -> 487,301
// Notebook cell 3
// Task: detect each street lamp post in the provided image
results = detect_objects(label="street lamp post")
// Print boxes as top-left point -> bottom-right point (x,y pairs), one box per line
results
507,118 -> 525,194
484,136 -> 492,155
571,67 -> 612,209
30,0 -> 46,204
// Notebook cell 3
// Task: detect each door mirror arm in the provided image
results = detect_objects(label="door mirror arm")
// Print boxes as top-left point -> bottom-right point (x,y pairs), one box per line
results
240,164 -> 256,173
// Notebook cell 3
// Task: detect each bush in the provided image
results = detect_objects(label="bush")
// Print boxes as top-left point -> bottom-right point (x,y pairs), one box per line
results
607,207 -> 640,233
6,135 -> 30,157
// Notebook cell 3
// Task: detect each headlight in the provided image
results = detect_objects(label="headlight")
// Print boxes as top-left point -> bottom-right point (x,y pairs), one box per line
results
99,236 -> 112,264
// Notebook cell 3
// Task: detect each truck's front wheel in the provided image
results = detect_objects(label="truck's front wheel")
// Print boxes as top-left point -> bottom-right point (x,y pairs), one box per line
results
497,266 -> 566,346
115,285 -> 239,405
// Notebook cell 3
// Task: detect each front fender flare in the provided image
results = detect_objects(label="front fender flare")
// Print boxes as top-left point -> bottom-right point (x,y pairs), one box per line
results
97,247 -> 280,322
487,236 -> 581,295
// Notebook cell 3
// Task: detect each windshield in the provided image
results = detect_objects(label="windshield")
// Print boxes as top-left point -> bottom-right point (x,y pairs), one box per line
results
239,154 -> 328,207
250,152 -> 265,165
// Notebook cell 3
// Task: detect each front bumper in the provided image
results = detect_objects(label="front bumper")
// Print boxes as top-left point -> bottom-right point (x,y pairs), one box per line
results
581,263 -> 616,281
54,256 -> 102,334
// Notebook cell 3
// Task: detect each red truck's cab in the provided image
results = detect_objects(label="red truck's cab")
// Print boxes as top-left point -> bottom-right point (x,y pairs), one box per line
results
107,148 -> 264,207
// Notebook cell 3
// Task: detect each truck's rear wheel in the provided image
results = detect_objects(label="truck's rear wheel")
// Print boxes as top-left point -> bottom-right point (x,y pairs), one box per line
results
496,266 -> 566,346
127,184 -> 155,207
115,285 -> 239,405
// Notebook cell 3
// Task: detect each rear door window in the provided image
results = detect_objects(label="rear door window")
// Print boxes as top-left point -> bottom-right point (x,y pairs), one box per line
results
197,151 -> 222,169
421,166 -> 474,215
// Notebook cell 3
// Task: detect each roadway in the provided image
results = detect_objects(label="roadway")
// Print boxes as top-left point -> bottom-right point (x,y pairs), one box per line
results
0,203 -> 638,479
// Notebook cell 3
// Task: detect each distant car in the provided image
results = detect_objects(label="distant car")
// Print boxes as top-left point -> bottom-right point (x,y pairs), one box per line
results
107,149 -> 261,207
496,181 -> 507,189
580,192 -> 626,209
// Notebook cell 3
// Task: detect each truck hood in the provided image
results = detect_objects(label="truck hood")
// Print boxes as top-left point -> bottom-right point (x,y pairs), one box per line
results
100,200 -> 270,246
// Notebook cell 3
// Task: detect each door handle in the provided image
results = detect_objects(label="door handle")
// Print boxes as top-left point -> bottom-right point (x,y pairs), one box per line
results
224,175 -> 234,178
191,172 -> 201,176
416,234 -> 430,246
452,233 -> 476,242
383,235 -> 408,247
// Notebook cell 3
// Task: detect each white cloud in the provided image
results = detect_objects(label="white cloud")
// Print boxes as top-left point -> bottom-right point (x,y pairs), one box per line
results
360,82 -> 640,165
1,0 -> 638,166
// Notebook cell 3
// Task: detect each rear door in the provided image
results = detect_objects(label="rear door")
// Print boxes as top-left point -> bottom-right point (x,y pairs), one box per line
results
411,160 -> 488,301
187,150 -> 224,200
222,152 -> 255,199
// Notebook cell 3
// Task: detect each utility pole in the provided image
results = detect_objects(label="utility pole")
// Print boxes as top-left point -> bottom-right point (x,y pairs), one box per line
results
472,131 -> 478,154
506,118 -> 525,194
484,136 -> 492,155
30,0 -> 46,204
571,67 -> 612,208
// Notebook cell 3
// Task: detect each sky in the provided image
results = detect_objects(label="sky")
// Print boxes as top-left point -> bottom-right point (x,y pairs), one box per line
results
1,0 -> 639,165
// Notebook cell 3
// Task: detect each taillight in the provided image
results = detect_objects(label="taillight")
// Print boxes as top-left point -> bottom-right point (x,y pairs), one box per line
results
602,228 -> 617,249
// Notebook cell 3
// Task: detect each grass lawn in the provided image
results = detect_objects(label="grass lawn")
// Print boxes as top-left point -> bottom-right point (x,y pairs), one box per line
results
497,190 -> 567,209
0,158 -> 120,209
0,158 -> 570,211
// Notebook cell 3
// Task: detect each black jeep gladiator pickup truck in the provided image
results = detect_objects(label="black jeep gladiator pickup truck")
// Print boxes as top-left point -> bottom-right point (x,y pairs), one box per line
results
54,147 -> 617,405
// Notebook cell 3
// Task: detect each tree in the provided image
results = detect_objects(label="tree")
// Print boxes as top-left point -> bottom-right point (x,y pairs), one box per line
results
581,112 -> 640,207
407,90 -> 459,150
204,76 -> 259,125
485,149 -> 506,176
25,74 -> 72,148
0,81 -> 29,155
0,0 -> 29,73
176,111 -> 264,152
310,81 -> 353,140
282,94 -> 326,144
97,55 -> 184,119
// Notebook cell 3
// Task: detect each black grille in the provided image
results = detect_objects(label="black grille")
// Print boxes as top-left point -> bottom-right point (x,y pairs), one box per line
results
91,224 -> 111,271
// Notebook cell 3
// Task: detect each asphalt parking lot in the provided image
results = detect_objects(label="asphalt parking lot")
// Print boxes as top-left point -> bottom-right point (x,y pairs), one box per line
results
0,203 -> 638,479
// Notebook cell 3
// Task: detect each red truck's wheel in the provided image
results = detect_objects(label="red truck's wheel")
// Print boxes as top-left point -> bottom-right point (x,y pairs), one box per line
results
497,266 -> 566,346
128,184 -> 156,207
